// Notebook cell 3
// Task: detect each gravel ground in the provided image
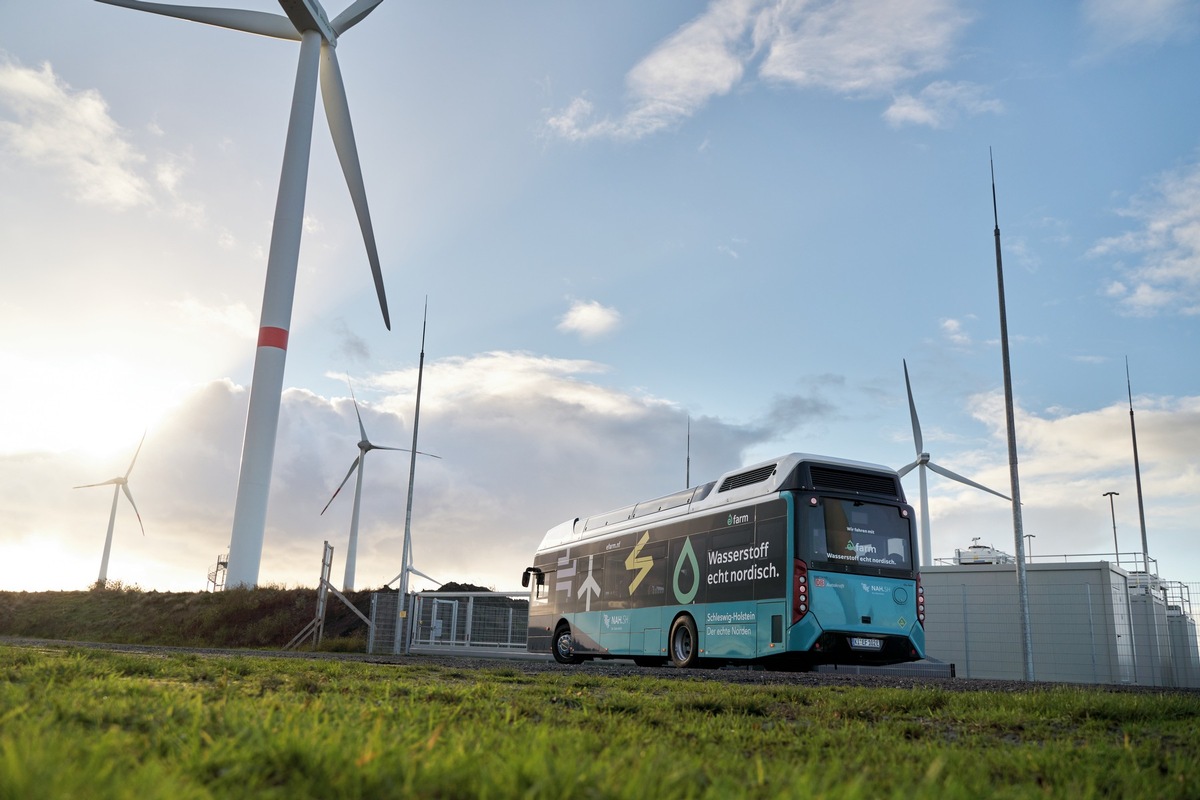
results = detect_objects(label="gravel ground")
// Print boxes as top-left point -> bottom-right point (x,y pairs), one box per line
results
6,636 -> 1196,695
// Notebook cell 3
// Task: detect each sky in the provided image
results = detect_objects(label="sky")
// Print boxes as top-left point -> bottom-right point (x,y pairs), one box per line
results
1,0 -> 1198,595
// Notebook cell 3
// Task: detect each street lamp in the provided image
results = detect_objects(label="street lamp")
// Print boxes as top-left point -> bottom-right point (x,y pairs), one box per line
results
1103,491 -> 1120,566
1024,533 -> 1035,563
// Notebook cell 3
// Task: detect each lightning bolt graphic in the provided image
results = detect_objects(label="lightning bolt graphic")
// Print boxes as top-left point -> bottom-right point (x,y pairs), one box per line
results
626,531 -> 653,594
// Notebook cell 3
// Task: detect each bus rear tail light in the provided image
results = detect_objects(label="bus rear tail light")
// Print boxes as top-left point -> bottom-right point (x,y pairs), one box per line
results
916,573 -> 925,627
792,559 -> 809,624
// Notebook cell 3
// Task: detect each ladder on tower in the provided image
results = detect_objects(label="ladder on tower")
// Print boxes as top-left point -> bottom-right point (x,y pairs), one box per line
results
207,552 -> 228,592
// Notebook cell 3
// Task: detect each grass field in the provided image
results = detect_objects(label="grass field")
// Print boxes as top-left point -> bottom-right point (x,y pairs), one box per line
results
0,586 -> 372,650
2,643 -> 1198,798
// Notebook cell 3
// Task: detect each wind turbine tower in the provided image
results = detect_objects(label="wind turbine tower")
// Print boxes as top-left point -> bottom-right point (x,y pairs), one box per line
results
96,0 -> 393,587
74,433 -> 147,587
898,360 -> 1010,567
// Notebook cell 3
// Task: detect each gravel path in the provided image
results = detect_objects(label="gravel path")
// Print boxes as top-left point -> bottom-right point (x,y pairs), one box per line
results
7,635 -> 1195,695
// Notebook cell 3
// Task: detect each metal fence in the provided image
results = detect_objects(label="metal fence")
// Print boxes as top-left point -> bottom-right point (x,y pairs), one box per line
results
369,591 -> 531,656
921,566 -> 1200,687
370,577 -> 1200,687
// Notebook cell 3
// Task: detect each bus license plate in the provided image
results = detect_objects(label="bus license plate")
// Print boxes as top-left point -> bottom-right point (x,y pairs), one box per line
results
849,637 -> 883,651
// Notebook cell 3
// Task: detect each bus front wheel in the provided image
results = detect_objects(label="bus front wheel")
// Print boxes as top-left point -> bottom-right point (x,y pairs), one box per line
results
553,623 -> 583,665
669,615 -> 699,668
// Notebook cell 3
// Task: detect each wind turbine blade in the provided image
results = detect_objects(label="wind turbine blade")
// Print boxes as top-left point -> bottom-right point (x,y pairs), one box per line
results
926,460 -> 1011,501
74,479 -> 120,489
373,445 -> 441,458
121,484 -> 146,536
125,431 -> 147,478
321,457 -> 360,515
95,0 -> 302,41
902,359 -> 923,455
896,459 -> 920,478
348,381 -> 369,442
319,44 -> 391,330
331,0 -> 384,36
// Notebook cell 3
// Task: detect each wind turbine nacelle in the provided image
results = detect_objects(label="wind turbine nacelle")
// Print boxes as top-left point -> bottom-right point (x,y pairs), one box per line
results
278,0 -> 335,41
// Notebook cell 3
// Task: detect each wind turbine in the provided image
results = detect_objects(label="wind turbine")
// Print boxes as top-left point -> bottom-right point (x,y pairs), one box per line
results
898,360 -> 1010,567
74,433 -> 147,587
97,0 -> 393,588
321,380 -> 438,592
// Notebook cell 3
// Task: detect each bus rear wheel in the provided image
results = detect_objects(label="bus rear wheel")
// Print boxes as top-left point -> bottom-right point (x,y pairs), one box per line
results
669,615 -> 699,668
553,623 -> 583,665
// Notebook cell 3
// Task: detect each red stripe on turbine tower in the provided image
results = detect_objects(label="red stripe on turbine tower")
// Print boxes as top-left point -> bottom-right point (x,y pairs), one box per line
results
257,327 -> 290,350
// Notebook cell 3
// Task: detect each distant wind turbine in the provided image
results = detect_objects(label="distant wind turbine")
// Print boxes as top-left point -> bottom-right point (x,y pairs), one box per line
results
321,380 -> 438,592
74,433 -> 147,587
97,0 -> 393,588
898,360 -> 1010,567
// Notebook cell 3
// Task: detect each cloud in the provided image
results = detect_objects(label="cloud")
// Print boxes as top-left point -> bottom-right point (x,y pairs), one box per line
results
1081,0 -> 1200,52
756,0 -> 968,93
171,296 -> 258,340
5,352 -> 1200,591
965,390 -> 1200,510
545,0 -> 972,141
908,389 -> 1200,573
556,300 -> 622,341
1089,157 -> 1200,316
940,318 -> 973,347
0,354 -> 769,592
0,57 -> 151,209
332,319 -> 371,363
883,80 -> 1003,129
546,0 -> 756,141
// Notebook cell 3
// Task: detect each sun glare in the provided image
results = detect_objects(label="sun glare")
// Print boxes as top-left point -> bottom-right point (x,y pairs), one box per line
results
0,353 -> 192,458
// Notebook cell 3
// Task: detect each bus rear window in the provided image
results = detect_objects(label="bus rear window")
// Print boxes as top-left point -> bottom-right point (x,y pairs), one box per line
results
803,499 -> 912,572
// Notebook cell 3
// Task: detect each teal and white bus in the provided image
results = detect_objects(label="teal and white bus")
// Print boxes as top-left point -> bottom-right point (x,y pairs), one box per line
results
521,453 -> 925,669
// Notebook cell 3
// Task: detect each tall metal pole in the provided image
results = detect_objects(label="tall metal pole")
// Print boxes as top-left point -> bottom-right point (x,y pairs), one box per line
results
1126,358 -> 1151,574
1104,491 -> 1120,564
398,300 -> 429,652
686,416 -> 691,489
991,151 -> 1034,681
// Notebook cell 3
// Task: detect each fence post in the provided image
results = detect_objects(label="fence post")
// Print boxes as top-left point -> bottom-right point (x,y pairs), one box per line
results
368,593 -> 378,654
1086,584 -> 1097,683
960,584 -> 971,679
465,596 -> 474,646
1127,579 -> 1140,686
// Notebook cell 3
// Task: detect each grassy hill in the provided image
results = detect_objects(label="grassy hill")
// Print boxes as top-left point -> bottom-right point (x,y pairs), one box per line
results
0,585 -> 379,651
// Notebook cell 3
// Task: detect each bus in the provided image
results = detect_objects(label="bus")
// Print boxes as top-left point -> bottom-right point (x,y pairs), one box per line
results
521,452 -> 925,669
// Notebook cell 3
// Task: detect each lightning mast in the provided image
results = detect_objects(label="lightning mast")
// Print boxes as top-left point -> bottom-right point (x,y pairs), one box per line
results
991,151 -> 1034,681
1126,357 -> 1151,574
396,299 -> 437,653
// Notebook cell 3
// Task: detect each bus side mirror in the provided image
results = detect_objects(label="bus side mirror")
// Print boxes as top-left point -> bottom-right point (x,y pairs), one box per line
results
521,567 -> 544,589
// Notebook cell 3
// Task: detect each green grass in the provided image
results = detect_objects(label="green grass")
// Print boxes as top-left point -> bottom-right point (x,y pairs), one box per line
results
2,644 -> 1198,798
